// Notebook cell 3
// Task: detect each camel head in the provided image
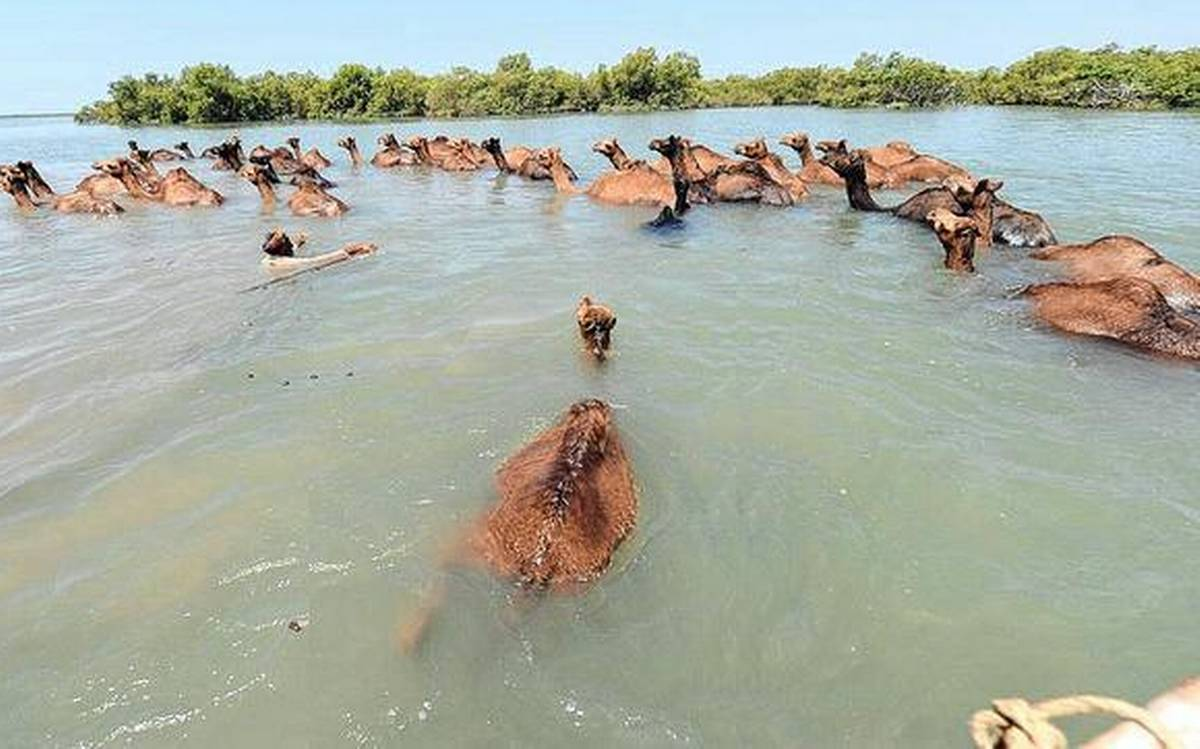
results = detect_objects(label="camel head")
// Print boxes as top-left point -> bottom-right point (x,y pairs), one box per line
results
405,135 -> 427,150
127,140 -> 140,152
817,143 -> 862,177
285,136 -> 300,149
779,132 -> 810,152
377,133 -> 400,149
479,137 -> 502,155
816,139 -> 849,157
337,136 -> 357,150
969,179 -> 1003,211
648,135 -> 685,159
175,141 -> 189,151
261,229 -> 297,257
0,167 -> 25,195
592,138 -> 620,157
734,138 -> 769,160
535,147 -> 564,170
927,209 -> 979,273
92,158 -> 132,177
238,163 -> 275,185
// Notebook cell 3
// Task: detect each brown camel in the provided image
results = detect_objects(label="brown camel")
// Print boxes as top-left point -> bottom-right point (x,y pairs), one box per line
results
1032,236 -> 1200,310
822,146 -> 1039,246
779,132 -> 848,186
286,137 -> 333,170
576,296 -> 617,359
1023,277 -> 1200,360
863,140 -> 917,168
13,161 -> 56,200
398,399 -> 637,652
650,139 -> 738,180
540,147 -> 675,207
1,166 -> 124,216
239,165 -> 346,216
407,135 -> 480,171
592,138 -> 642,171
927,209 -> 978,272
337,137 -> 365,167
480,137 -> 575,181
371,134 -> 418,167
879,152 -> 973,188
127,139 -> 187,162
651,136 -> 792,207
734,137 -> 810,201
96,158 -> 224,207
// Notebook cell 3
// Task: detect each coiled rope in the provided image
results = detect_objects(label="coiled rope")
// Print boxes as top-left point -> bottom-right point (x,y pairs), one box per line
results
969,694 -> 1183,749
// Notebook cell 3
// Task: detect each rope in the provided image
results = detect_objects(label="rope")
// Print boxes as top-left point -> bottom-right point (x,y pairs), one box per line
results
969,694 -> 1183,749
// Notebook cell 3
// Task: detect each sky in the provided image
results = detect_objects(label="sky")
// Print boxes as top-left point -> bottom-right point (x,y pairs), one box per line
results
2,0 -> 1197,114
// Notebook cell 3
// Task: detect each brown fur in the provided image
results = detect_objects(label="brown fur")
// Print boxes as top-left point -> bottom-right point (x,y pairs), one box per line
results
1032,236 -> 1200,310
734,138 -> 809,201
576,296 -> 617,359
97,159 -> 223,207
1,167 -> 123,215
1024,277 -> 1200,360
286,137 -> 333,170
407,136 -> 481,171
651,136 -> 792,207
779,132 -> 845,186
879,153 -> 972,188
371,134 -> 418,167
592,138 -> 641,171
863,140 -> 916,168
540,147 -> 675,207
927,209 -> 978,272
289,179 -> 349,217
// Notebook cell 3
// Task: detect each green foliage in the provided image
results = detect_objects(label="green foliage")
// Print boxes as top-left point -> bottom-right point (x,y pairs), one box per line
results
74,45 -> 1200,125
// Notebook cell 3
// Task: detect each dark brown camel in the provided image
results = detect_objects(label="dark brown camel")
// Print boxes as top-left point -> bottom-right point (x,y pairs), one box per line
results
650,139 -> 738,180
1032,236 -> 1200,310
398,399 -> 637,652
821,144 -> 1048,246
1023,277 -> 1200,360
480,137 -> 576,181
337,137 -> 365,167
576,296 -> 617,359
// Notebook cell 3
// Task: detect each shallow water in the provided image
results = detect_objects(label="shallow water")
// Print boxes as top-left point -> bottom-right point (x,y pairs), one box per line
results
1,107 -> 1198,747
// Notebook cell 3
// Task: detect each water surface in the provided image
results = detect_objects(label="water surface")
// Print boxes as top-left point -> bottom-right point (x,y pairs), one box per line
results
1,107 -> 1199,747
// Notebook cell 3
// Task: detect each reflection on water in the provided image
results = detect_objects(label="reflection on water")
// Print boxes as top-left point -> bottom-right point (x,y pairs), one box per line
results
1,107 -> 1198,747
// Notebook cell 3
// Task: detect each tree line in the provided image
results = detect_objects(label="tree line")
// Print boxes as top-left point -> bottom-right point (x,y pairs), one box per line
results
76,45 -> 1200,125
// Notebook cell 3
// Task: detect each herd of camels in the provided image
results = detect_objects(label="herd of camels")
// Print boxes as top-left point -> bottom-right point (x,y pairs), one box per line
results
3,126 -> 1200,686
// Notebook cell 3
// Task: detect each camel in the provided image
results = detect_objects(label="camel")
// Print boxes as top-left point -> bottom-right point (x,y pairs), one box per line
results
1032,236 -> 1200,310
12,161 -> 56,200
250,144 -> 303,175
926,209 -> 979,272
1,165 -> 124,215
992,198 -> 1058,248
96,158 -> 224,207
398,399 -> 637,652
1081,676 -> 1200,748
650,139 -> 738,180
407,136 -> 481,171
878,152 -> 973,188
576,296 -> 617,359
239,165 -> 346,216
539,147 -> 675,207
127,140 -> 188,162
371,134 -> 418,167
1023,277 -> 1200,360
593,138 -> 642,171
651,136 -> 792,207
733,137 -> 810,201
337,137 -> 365,167
779,132 -> 849,186
174,142 -> 196,160
862,140 -> 918,168
260,229 -> 376,274
286,137 -> 333,170
821,145 -> 1016,243
207,137 -> 244,171
480,137 -> 575,181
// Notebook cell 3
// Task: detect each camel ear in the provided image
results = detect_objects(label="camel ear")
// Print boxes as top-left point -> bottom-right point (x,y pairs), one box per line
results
837,139 -> 848,152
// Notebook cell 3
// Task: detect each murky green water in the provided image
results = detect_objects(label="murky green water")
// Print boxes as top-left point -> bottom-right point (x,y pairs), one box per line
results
1,107 -> 1198,747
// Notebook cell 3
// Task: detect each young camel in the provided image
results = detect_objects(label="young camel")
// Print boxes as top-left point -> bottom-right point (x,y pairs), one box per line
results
576,296 -> 617,359
1032,236 -> 1200,310
733,137 -> 810,201
397,399 -> 637,652
1023,277 -> 1200,360
95,158 -> 224,207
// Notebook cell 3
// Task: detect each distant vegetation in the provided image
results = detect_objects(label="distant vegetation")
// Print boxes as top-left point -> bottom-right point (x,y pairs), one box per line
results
76,45 -> 1200,125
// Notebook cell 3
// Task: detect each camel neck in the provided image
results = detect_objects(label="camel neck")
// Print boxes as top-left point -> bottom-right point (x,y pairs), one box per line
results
843,165 -> 887,212
798,142 -> 815,165
254,180 -> 276,205
119,170 -> 156,200
7,182 -> 37,210
969,202 -> 994,248
488,148 -> 512,173
610,146 -> 633,171
548,160 -> 577,194
348,147 -> 363,167
944,238 -> 976,272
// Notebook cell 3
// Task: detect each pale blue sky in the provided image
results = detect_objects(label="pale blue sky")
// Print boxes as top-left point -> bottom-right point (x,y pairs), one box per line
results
4,0 -> 1196,114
